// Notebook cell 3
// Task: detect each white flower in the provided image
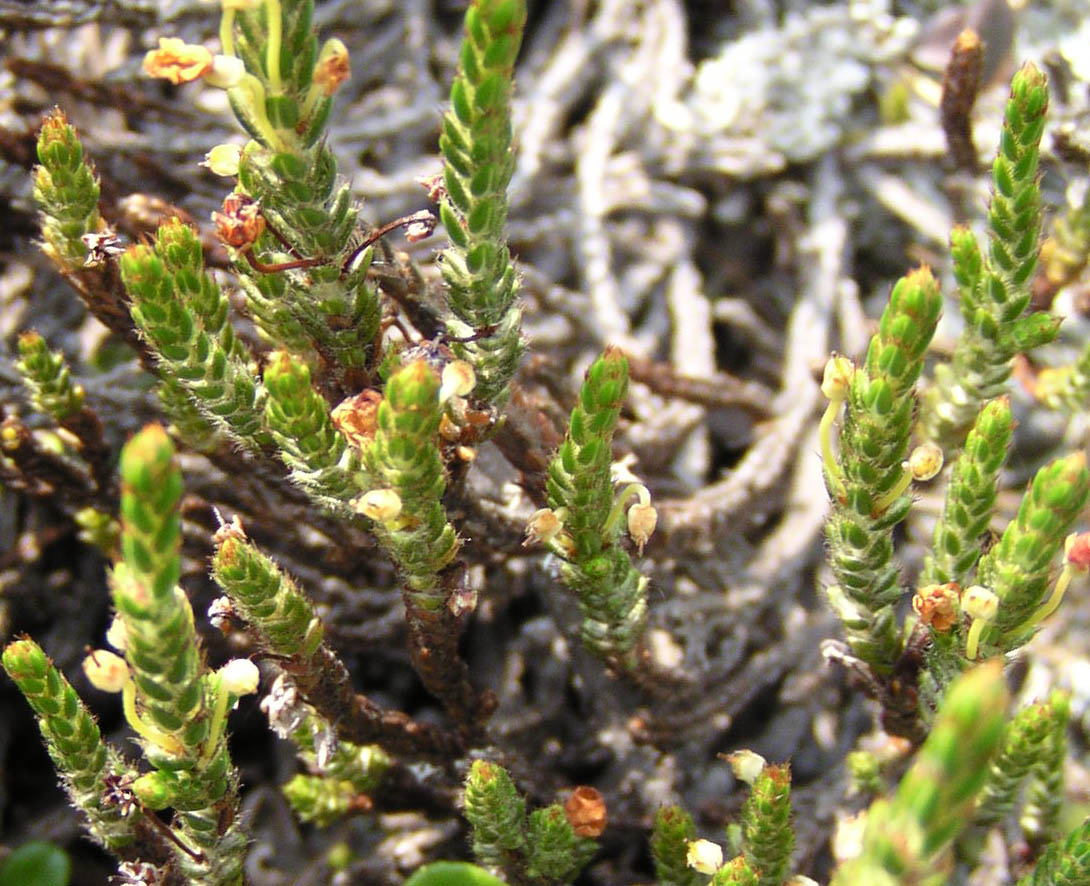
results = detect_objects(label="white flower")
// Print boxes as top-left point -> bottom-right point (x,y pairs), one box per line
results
686,839 -> 723,874
727,749 -> 767,785
355,488 -> 403,523
439,360 -> 477,402
205,54 -> 245,89
218,658 -> 260,696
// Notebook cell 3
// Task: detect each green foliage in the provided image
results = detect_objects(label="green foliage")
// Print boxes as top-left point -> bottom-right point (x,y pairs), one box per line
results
120,233 -> 268,450
440,0 -> 528,404
0,842 -> 71,886
113,426 -> 247,885
710,858 -> 760,886
920,63 -> 1055,447
405,862 -> 509,886
362,360 -> 459,601
1020,816 -> 1090,886
1,640 -> 135,853
650,806 -> 700,886
741,763 -> 794,886
544,346 -> 650,666
463,760 -> 598,885
831,663 -> 1009,886
15,331 -> 84,421
32,107 -> 100,268
824,267 -> 943,675
975,452 -> 1089,652
262,349 -> 364,510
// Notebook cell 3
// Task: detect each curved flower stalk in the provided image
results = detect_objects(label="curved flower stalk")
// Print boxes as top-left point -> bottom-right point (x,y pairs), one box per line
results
541,347 -> 652,669
823,267 -> 943,677
439,0 -> 528,406
920,63 -> 1057,448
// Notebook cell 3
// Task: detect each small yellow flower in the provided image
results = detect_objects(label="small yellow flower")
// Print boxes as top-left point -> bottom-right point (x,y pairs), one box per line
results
962,585 -> 998,621
821,354 -> 854,402
355,489 -> 403,523
908,442 -> 944,481
727,749 -> 767,785
201,143 -> 243,176
143,37 -> 214,85
205,54 -> 245,89
525,508 -> 563,547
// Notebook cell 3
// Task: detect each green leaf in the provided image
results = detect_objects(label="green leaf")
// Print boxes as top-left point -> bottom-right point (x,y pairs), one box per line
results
0,842 -> 71,886
405,862 -> 508,886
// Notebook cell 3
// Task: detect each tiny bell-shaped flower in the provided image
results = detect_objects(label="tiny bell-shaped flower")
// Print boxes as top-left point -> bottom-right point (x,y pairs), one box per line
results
82,649 -> 130,693
821,354 -> 854,402
313,38 -> 351,97
908,441 -> 944,481
218,658 -> 260,696
627,502 -> 657,554
564,786 -> 607,838
204,54 -> 245,89
201,143 -> 242,177
686,839 -> 724,874
439,360 -> 477,403
525,507 -> 564,547
105,614 -> 129,652
727,749 -> 767,785
962,585 -> 999,621
142,38 -> 214,84
355,488 -> 403,524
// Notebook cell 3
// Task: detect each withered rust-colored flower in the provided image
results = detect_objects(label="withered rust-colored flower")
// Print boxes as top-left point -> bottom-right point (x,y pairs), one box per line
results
143,37 -> 214,85
331,389 -> 383,449
213,193 -> 266,250
1065,532 -> 1090,573
314,38 -> 350,97
564,786 -> 606,838
912,582 -> 960,633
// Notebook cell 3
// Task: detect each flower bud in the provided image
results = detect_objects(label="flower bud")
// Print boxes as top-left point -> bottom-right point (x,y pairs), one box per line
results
201,143 -> 242,177
962,585 -> 999,621
564,786 -> 607,837
355,488 -> 403,523
908,442 -> 944,481
82,649 -> 130,693
686,839 -> 723,874
143,37 -> 213,85
821,354 -> 854,401
132,772 -> 173,809
314,38 -> 350,97
627,502 -> 657,554
218,658 -> 260,696
727,749 -> 767,785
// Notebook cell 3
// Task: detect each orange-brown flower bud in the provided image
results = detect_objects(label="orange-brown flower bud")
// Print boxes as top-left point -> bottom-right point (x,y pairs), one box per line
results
564,786 -> 606,838
213,192 -> 266,250
331,389 -> 383,449
314,38 -> 350,97
1065,532 -> 1090,573
912,582 -> 960,632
